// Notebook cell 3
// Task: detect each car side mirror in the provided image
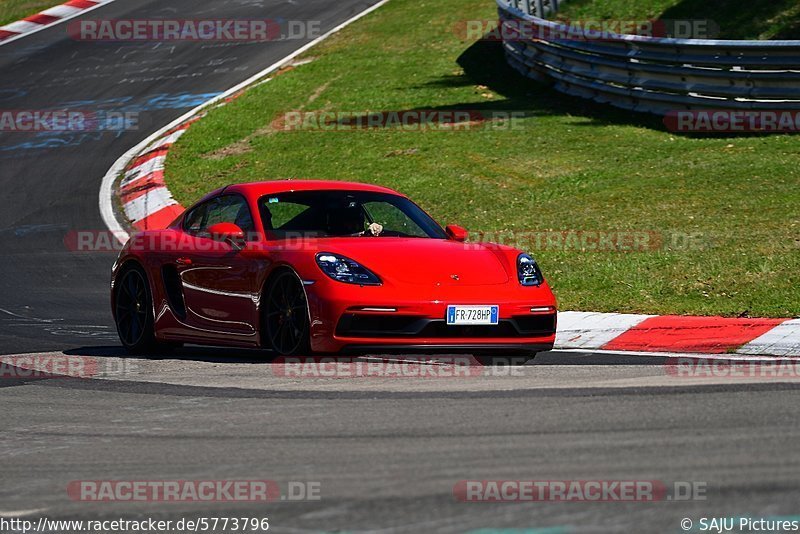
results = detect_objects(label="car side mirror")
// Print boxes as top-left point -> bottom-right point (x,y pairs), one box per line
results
207,222 -> 246,250
445,224 -> 468,242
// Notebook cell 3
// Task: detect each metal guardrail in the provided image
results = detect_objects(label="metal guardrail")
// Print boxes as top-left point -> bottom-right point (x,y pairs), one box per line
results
497,0 -> 800,114
506,0 -> 559,18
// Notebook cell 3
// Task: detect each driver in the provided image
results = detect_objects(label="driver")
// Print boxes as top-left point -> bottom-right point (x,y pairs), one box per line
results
327,204 -> 383,236
328,205 -> 365,236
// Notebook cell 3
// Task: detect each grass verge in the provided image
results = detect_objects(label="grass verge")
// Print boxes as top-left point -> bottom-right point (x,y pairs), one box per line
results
165,0 -> 800,317
0,0 -> 64,27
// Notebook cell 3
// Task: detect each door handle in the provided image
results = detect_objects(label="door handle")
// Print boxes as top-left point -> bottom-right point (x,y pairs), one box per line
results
176,257 -> 193,266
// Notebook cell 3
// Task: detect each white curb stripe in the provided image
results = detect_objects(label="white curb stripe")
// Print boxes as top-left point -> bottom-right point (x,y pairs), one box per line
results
737,319 -> 800,356
1,20 -> 45,33
123,188 -> 177,223
555,311 -> 655,349
39,5 -> 84,18
122,155 -> 166,187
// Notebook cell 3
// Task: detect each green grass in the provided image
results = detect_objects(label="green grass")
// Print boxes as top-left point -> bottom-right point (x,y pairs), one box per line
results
165,0 -> 800,318
0,0 -> 63,26
558,0 -> 800,39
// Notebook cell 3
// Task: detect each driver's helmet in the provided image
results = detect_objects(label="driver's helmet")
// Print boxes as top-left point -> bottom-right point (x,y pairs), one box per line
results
327,204 -> 365,235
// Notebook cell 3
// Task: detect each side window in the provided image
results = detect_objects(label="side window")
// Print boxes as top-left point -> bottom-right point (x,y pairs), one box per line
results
183,202 -> 209,235
266,201 -> 311,230
184,195 -> 257,240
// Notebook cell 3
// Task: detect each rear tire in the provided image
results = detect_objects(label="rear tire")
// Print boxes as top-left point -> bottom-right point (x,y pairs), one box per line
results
263,270 -> 311,356
114,264 -> 159,354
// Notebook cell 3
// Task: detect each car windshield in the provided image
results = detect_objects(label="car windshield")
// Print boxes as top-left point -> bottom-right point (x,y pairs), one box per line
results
258,190 -> 447,239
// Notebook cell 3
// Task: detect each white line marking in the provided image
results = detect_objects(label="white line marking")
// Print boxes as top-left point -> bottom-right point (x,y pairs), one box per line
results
0,508 -> 49,517
150,128 -> 190,149
0,307 -> 57,323
99,0 -> 393,243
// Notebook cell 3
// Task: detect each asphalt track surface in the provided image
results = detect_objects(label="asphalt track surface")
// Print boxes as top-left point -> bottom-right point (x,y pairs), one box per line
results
3,350 -> 800,532
1,1 -> 800,533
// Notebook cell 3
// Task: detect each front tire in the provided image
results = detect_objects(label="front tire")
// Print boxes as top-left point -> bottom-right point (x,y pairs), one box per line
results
263,270 -> 310,356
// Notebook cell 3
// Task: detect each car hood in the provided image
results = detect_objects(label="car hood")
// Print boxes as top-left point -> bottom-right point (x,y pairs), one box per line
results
316,238 -> 511,286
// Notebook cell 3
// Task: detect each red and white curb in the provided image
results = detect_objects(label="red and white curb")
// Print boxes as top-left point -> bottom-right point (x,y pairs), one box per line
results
118,119 -> 197,231
557,312 -> 799,356
95,0 -> 799,359
0,0 -> 116,46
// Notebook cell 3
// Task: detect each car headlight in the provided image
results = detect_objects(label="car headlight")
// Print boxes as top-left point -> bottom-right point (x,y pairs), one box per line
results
517,253 -> 543,286
316,253 -> 381,286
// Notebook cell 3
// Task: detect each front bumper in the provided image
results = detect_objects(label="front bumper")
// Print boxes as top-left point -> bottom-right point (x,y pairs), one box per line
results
304,278 -> 557,353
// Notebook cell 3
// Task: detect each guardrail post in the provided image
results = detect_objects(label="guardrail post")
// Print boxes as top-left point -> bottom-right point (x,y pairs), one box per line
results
534,0 -> 544,17
523,0 -> 532,15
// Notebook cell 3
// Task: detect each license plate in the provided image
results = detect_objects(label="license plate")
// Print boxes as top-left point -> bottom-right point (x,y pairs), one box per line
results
446,305 -> 499,325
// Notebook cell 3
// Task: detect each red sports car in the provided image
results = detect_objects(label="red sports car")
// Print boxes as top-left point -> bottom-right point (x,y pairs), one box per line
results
111,180 -> 557,363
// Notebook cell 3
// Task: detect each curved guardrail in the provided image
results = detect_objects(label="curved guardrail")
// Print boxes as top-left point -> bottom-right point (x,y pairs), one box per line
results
497,0 -> 800,115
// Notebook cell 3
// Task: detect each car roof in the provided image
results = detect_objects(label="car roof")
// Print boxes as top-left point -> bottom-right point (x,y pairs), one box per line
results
223,180 -> 404,198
